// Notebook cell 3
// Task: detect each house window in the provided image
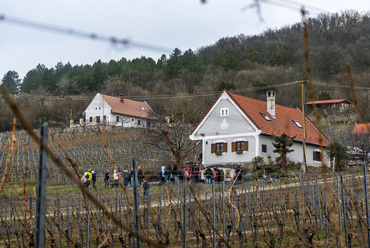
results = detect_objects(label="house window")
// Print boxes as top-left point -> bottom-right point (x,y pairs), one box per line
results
292,120 -> 303,128
220,108 -> 229,117
260,113 -> 271,121
95,107 -> 97,110
232,141 -> 249,154
262,144 -> 267,153
96,116 -> 100,123
116,116 -> 119,122
147,122 -> 151,128
89,117 -> 93,123
211,142 -> 228,155
132,119 -> 134,122
138,120 -> 141,125
99,107 -> 101,110
313,150 -> 322,161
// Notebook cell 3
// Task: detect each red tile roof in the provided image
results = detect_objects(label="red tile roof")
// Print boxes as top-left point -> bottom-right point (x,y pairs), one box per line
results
305,99 -> 352,105
101,94 -> 157,120
191,90 -> 330,146
353,123 -> 370,134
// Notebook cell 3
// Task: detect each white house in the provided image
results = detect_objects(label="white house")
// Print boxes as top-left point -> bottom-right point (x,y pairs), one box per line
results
84,93 -> 157,127
189,90 -> 330,177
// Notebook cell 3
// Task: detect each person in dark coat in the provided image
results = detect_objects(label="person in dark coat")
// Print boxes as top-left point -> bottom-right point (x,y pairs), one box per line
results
235,166 -> 242,184
122,167 -> 130,187
143,179 -> 150,201
104,170 -> 110,188
164,165 -> 172,184
205,167 -> 213,184
192,164 -> 200,183
138,166 -> 143,186
91,171 -> 97,187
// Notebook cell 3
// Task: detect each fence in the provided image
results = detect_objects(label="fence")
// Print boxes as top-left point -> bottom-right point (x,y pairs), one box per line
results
1,165 -> 370,247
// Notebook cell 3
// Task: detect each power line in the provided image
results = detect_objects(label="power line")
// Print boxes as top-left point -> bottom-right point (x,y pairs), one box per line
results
314,82 -> 370,90
272,0 -> 328,14
241,0 -> 329,17
9,81 -> 370,101
0,14 -> 173,53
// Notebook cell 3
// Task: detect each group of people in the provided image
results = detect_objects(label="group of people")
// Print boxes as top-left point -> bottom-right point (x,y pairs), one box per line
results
161,163 -> 200,184
108,166 -> 144,188
81,164 -> 244,192
81,170 -> 97,188
81,167 -> 144,189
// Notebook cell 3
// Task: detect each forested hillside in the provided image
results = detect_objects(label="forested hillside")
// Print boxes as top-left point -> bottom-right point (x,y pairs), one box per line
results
1,10 -> 369,131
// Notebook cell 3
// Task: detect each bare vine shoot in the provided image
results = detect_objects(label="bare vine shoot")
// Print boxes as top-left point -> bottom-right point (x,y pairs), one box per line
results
0,125 -> 369,247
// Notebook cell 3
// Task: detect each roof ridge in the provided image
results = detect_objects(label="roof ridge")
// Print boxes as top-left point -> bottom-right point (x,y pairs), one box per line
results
229,92 -> 300,112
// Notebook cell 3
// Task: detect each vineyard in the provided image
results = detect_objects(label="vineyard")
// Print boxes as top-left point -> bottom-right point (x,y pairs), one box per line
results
0,126 -> 370,247
0,128 -> 187,185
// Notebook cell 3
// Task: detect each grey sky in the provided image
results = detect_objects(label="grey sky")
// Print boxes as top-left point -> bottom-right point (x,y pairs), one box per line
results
1,0 -> 369,80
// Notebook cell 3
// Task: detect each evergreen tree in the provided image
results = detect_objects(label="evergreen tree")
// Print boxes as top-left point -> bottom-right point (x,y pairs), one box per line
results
325,140 -> 349,170
1,70 -> 21,95
272,133 -> 295,166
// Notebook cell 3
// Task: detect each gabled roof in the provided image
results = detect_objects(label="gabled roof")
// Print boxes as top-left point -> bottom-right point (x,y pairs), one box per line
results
305,99 -> 352,105
353,123 -> 370,134
191,90 -> 330,146
101,94 -> 157,120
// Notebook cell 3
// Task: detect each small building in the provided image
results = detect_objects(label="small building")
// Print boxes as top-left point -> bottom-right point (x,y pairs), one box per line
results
83,93 -> 157,127
305,99 -> 352,112
189,90 -> 330,179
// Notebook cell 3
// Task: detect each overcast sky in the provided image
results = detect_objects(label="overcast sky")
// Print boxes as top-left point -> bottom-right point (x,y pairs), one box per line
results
1,0 -> 369,80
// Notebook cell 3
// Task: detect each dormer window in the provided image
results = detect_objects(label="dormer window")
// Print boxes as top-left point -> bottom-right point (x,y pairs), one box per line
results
140,106 -> 146,111
260,112 -> 271,121
293,120 -> 303,128
220,108 -> 229,116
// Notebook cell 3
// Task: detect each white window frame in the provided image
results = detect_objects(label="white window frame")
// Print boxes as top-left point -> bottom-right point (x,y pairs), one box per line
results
220,108 -> 229,117
292,120 -> 303,128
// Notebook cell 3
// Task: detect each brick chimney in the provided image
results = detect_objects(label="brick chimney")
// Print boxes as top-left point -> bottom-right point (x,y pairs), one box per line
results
266,91 -> 276,118
119,94 -> 124,104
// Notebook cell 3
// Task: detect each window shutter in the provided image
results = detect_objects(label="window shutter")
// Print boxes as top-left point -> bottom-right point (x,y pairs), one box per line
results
224,143 -> 228,152
320,152 -> 323,161
211,144 -> 216,153
232,142 -> 236,152
313,151 -> 316,161
244,141 -> 249,151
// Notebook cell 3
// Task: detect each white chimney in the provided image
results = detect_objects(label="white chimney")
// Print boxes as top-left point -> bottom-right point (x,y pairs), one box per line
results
266,91 -> 276,118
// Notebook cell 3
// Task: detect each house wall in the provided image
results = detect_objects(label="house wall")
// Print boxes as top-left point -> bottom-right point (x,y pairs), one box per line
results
193,96 -> 260,166
258,135 -> 330,166
202,135 -> 258,166
113,114 -> 152,128
195,97 -> 256,136
84,93 -> 113,125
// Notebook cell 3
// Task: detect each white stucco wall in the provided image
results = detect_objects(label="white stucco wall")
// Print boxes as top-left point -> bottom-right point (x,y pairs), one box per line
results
258,135 -> 330,166
113,114 -> 151,128
195,97 -> 255,137
84,93 -> 113,124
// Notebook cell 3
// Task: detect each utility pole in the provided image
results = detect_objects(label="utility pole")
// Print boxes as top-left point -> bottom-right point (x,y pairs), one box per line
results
299,80 -> 308,173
